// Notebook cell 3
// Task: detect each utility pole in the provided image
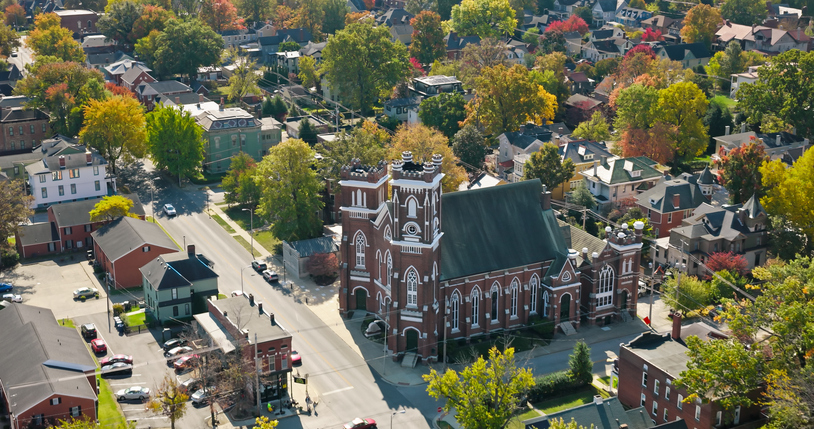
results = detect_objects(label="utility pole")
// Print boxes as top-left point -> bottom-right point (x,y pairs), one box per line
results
255,333 -> 261,417
582,207 -> 587,230
383,301 -> 388,375
442,306 -> 448,371
648,263 -> 655,332
335,104 -> 339,133
675,241 -> 686,305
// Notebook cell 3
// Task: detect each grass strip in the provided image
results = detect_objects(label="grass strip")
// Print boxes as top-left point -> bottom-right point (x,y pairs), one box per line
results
212,214 -> 236,233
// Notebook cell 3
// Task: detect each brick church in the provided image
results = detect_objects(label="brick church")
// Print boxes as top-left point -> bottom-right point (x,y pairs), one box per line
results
338,152 -> 644,363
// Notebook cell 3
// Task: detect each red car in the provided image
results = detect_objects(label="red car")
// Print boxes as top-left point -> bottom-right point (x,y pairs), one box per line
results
343,417 -> 376,429
290,351 -> 301,366
90,339 -> 107,354
174,355 -> 200,371
100,354 -> 133,366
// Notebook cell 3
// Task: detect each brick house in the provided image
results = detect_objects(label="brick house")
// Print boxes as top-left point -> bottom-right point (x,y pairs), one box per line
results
15,194 -> 145,258
444,32 -> 481,60
196,295 -> 293,398
0,107 -> 50,155
635,168 -> 714,238
54,10 -> 99,36
120,67 -> 156,93
337,155 -> 644,363
0,304 -> 98,429
617,316 -> 762,428
91,216 -> 178,289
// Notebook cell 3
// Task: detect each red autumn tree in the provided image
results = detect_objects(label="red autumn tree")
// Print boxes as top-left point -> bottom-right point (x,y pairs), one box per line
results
641,27 -> 664,41
624,44 -> 656,60
307,253 -> 339,283
616,122 -> 677,165
5,4 -> 26,27
714,137 -> 768,204
409,57 -> 425,76
545,15 -> 589,35
201,0 -> 244,32
105,82 -> 136,98
705,252 -> 749,278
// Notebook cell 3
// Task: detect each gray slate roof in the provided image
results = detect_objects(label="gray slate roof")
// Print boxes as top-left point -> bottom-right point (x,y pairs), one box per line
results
91,216 -> 177,262
559,140 -> 613,165
16,222 -> 59,246
635,178 -> 708,214
656,42 -> 711,61
140,251 -> 218,291
558,220 -> 606,266
440,180 -> 568,281
0,305 -> 97,418
523,397 -> 649,429
284,236 -> 338,258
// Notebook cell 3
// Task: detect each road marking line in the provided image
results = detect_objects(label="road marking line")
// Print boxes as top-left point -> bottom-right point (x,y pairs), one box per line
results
321,386 -> 354,396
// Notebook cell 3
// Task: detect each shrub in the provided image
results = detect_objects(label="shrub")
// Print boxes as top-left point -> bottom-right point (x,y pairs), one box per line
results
112,304 -> 125,316
528,370 -> 582,402
1,249 -> 19,269
528,315 -> 556,339
308,253 -> 339,285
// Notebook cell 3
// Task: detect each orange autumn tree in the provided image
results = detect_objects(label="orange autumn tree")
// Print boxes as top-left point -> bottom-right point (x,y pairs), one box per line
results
201,0 -> 244,32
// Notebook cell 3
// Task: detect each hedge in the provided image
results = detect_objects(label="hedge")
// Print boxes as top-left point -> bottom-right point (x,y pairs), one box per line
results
527,370 -> 584,402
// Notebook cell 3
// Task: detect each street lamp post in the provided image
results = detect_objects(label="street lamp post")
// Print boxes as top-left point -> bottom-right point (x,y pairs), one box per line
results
391,407 -> 405,428
242,208 -> 254,258
241,265 -> 252,294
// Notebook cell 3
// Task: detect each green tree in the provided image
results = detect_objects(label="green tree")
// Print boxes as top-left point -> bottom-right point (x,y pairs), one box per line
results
466,64 -> 557,135
568,341 -> 593,385
321,21 -> 410,114
720,0 -> 765,25
80,95 -> 147,174
278,40 -> 301,52
148,375 -> 188,429
761,146 -> 814,246
593,57 -> 620,80
418,92 -> 466,138
410,11 -> 446,65
548,418 -> 593,429
0,22 -> 20,57
523,143 -> 575,191
571,111 -> 611,142
97,1 -> 143,46
406,0 -> 437,15
570,181 -> 594,209
222,152 -> 261,207
737,50 -> 814,137
660,273 -> 711,312
522,27 -> 540,48
450,0 -> 517,38
613,83 -> 659,130
298,55 -> 320,88
134,30 -> 162,73
573,6 -> 592,26
317,121 -> 388,182
763,367 -> 814,429
424,347 -> 535,429
0,179 -> 33,252
451,124 -> 486,170
676,336 -> 764,413
458,38 -> 511,88
26,12 -> 85,62
680,4 -> 722,48
703,99 -> 733,149
263,95 -> 288,119
656,81 -> 709,160
153,19 -> 223,81
255,139 -> 324,242
238,0 -> 272,25
50,419 -> 136,429
387,124 -> 467,193
714,139 -> 767,204
298,118 -> 318,145
227,57 -> 261,104
89,195 -> 140,221
131,6 -> 174,42
145,106 -> 205,184
322,0 -> 348,34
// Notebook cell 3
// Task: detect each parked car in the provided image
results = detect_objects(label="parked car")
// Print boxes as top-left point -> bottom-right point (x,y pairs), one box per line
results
162,338 -> 188,351
73,287 -> 98,299
179,378 -> 201,394
0,283 -> 13,293
262,270 -> 279,282
2,294 -> 22,303
116,386 -> 150,401
231,290 -> 244,297
638,280 -> 648,297
251,260 -> 267,272
81,323 -> 97,339
91,339 -> 107,353
100,354 -> 133,366
344,417 -> 377,429
163,204 -> 176,216
173,355 -> 200,371
290,351 -> 301,366
190,387 -> 216,405
101,362 -> 133,377
165,346 -> 194,360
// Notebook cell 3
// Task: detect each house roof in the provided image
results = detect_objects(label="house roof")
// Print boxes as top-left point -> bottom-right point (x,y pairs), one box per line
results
439,180 -> 568,281
209,296 -> 291,343
568,71 -> 590,83
121,66 -> 152,85
25,141 -> 106,176
641,15 -> 677,28
588,39 -> 623,54
741,193 -> 766,219
384,97 -> 421,108
558,220 -> 606,265
635,178 -> 708,214
623,332 -> 691,379
0,95 -> 29,109
566,93 -> 603,109
0,107 -> 50,123
656,42 -> 711,61
499,124 -> 554,150
16,222 -> 59,247
284,236 -> 338,258
559,140 -> 614,165
444,32 -> 481,51
195,107 -> 258,132
377,7 -> 414,26
299,41 -> 326,57
671,202 -> 759,241
50,194 -> 145,228
523,397 -> 649,429
697,165 -> 714,185
0,304 -> 97,418
91,216 -> 177,262
591,29 -> 616,40
140,251 -> 218,291
581,156 -> 662,185
141,80 -> 192,96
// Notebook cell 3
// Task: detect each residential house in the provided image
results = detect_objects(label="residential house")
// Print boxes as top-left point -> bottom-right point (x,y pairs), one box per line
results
258,28 -> 314,63
92,216 -> 178,289
502,37 -> 529,63
338,158 -> 644,361
729,66 -> 759,98
553,0 -> 586,14
582,38 -> 631,61
285,115 -> 331,139
282,236 -> 339,278
641,15 -> 682,42
54,9 -> 98,35
563,31 -> 583,56
617,321 -> 762,429
0,106 -> 50,155
196,107 -> 262,173
159,93 -> 219,117
554,140 -> 615,200
120,66 -> 156,93
259,117 -> 283,154
580,156 -> 663,210
716,22 -> 810,53
522,396 -> 655,429
655,195 -> 768,274
655,42 -> 711,69
384,97 -> 421,122
444,32 -> 481,60
590,26 -> 626,41
25,136 -> 114,208
141,245 -> 218,322
0,147 -> 47,182
409,75 -> 464,98
635,168 -> 714,238
0,305 -> 98,429
15,194 -> 145,258
712,129 -> 810,164
219,28 -> 258,49
509,152 -> 531,183
197,66 -> 223,82
280,84 -> 313,107
522,12 -> 550,32
298,41 -> 327,63
137,80 -> 194,110
390,24 -> 413,45
81,34 -> 114,50
104,59 -> 150,85
592,0 -> 628,27
0,64 -> 22,96
195,295 -> 293,395
497,124 -> 555,179
377,8 -> 414,27
566,71 -> 594,95
615,7 -> 652,27
272,50 -> 300,75
565,93 -> 604,126
85,51 -> 131,71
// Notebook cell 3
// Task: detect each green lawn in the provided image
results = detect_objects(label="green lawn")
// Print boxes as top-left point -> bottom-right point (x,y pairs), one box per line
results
125,311 -> 146,326
218,293 -> 227,299
97,375 -> 127,427
254,230 -> 281,254
233,235 -> 254,255
188,171 -> 226,185
711,94 -> 737,110
598,376 -> 618,389
223,206 -> 254,231
533,386 -> 610,414
212,214 -> 236,233
507,408 -> 544,429
57,318 -> 76,328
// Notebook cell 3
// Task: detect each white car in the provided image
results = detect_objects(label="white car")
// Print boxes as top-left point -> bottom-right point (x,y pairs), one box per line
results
190,387 -> 215,405
164,346 -> 193,359
163,204 -> 177,216
2,294 -> 22,303
116,386 -> 150,401
73,287 -> 98,299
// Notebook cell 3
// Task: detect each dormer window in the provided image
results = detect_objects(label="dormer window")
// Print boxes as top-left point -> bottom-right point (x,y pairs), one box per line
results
584,154 -> 593,160
630,170 -> 642,177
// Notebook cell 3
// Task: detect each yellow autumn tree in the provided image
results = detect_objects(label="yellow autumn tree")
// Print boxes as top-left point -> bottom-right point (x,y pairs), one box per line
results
387,124 -> 467,193
760,147 -> 814,244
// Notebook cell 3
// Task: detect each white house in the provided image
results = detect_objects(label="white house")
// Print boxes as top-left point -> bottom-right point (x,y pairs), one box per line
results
592,0 -> 627,27
730,66 -> 760,98
25,137 -> 114,208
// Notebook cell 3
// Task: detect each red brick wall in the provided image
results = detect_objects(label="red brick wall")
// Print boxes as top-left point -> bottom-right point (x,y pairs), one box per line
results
112,246 -> 177,288
16,237 -> 58,259
0,119 -> 49,155
57,12 -> 99,34
641,207 -> 685,238
13,394 -> 96,429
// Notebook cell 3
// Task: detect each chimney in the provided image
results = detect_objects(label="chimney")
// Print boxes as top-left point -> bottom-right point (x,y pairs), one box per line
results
199,93 -> 204,103
777,134 -> 781,146
86,151 -> 92,165
58,155 -> 65,169
541,186 -> 551,210
187,244 -> 195,256
593,160 -> 598,175
725,125 -> 730,135
175,96 -> 180,104
224,311 -> 228,318
672,194 -> 680,209
594,395 -> 603,405
270,312 -> 275,325
741,122 -> 747,133
220,97 -> 224,110
671,311 -> 683,340
249,293 -> 254,305
582,247 -> 589,261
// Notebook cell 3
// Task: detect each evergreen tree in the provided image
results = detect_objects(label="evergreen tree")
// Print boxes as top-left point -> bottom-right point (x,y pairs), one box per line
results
568,341 -> 593,385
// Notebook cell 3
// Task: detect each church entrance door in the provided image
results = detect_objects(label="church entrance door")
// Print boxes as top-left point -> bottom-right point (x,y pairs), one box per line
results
560,294 -> 571,321
355,288 -> 367,310
405,329 -> 419,352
